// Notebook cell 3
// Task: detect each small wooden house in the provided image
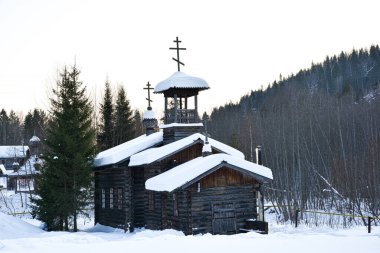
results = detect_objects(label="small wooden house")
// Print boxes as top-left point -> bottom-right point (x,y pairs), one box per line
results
93,38 -> 273,234
0,145 -> 29,171
7,135 -> 42,192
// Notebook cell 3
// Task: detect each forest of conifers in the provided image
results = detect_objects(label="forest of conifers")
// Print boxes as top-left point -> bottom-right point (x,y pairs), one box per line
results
208,45 -> 380,225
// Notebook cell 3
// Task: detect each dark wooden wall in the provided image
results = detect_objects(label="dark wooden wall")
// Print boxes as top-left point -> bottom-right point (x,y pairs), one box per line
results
144,163 -> 163,230
170,143 -> 203,164
131,167 -> 145,228
163,126 -> 203,144
144,164 -> 259,235
200,167 -> 257,188
189,166 -> 258,234
189,184 -> 257,234
144,142 -> 206,231
94,141 -> 259,235
94,166 -> 132,230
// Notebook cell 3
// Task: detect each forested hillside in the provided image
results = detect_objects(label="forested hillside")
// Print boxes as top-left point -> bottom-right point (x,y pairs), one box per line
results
208,45 -> 380,223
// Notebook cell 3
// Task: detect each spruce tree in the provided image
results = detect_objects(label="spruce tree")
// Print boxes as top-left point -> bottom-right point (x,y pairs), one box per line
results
0,109 -> 9,145
32,65 -> 95,231
114,86 -> 134,145
97,80 -> 114,151
8,110 -> 22,145
24,109 -> 47,142
132,109 -> 144,137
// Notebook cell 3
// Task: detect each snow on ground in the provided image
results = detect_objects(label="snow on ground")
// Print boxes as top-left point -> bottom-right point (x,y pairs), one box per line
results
0,190 -> 32,215
1,190 -> 379,253
0,212 -> 379,253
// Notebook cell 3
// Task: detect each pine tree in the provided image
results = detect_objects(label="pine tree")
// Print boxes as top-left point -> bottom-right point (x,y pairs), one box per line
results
32,65 -> 95,231
114,86 -> 134,145
97,80 -> 114,151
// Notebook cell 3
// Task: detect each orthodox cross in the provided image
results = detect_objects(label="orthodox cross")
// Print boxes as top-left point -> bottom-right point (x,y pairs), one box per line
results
144,81 -> 153,109
169,36 -> 186,71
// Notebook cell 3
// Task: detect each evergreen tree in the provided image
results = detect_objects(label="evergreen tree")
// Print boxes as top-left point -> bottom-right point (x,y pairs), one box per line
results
0,110 -> 22,145
32,65 -> 95,231
114,86 -> 134,145
97,80 -> 114,151
24,109 -> 47,143
132,109 -> 144,137
0,109 -> 9,145
24,112 -> 33,141
8,110 -> 22,145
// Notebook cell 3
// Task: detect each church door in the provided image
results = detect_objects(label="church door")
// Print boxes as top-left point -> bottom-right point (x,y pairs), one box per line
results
212,202 -> 237,234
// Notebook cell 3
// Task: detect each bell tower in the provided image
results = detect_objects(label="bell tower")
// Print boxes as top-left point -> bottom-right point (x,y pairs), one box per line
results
154,37 -> 210,144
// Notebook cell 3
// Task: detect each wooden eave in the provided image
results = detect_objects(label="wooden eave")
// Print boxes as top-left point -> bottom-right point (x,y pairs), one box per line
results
178,161 -> 273,191
130,138 -> 205,166
155,87 -> 209,97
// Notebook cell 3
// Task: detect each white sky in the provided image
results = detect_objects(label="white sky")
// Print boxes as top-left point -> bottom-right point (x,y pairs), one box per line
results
1,0 -> 380,118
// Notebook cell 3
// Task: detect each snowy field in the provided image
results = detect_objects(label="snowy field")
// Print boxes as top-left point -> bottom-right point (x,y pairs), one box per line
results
0,211 -> 379,253
1,190 -> 379,253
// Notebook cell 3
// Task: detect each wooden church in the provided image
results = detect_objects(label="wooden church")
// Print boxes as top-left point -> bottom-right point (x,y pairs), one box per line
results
93,37 -> 273,235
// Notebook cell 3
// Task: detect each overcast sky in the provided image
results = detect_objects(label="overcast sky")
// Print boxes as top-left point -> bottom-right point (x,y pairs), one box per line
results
1,0 -> 380,117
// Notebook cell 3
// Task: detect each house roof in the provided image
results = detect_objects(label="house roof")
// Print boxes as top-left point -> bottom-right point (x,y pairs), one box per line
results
0,164 -> 12,175
8,155 -> 42,176
129,133 -> 244,166
145,153 -> 273,192
159,123 -> 203,129
0,146 -> 29,158
154,71 -> 209,93
29,135 -> 41,143
143,110 -> 156,119
93,132 -> 163,167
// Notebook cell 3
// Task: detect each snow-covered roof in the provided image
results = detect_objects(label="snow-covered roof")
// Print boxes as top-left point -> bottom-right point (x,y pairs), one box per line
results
8,155 -> 42,176
29,135 -> 41,142
129,133 -> 244,166
143,110 -> 156,119
93,132 -> 163,167
0,164 -> 13,175
0,146 -> 29,158
146,154 -> 273,192
202,142 -> 212,153
154,71 -> 209,93
160,123 -> 203,129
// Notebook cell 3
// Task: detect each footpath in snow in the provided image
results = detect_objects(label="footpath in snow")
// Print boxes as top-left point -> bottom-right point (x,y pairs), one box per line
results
0,212 -> 379,253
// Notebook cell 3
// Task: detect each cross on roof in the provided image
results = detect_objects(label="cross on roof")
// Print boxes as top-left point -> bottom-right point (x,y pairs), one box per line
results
169,36 -> 186,72
144,81 -> 153,109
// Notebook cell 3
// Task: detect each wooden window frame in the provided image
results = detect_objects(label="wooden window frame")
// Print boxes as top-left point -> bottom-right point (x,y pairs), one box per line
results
117,187 -> 123,210
173,193 -> 178,217
109,188 -> 114,209
148,191 -> 155,211
101,188 -> 105,209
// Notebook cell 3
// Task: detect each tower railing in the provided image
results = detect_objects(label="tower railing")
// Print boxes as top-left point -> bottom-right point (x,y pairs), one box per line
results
165,109 -> 199,124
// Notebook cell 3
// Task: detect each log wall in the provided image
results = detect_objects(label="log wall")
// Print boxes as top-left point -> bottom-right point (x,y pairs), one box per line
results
131,167 -> 145,228
189,184 -> 257,234
94,166 -> 132,230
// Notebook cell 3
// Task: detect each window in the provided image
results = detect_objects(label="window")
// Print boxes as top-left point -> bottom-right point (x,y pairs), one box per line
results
101,189 -> 105,209
109,188 -> 114,209
148,192 -> 155,211
173,193 -> 178,217
117,188 -> 123,210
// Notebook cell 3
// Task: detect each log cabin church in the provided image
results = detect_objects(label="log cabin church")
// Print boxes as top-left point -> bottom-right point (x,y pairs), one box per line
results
93,38 -> 273,235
